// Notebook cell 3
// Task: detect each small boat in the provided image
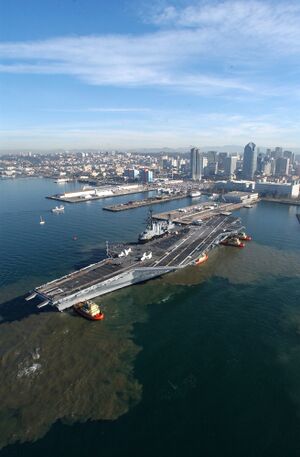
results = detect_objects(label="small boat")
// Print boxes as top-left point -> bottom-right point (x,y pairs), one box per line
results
51,205 -> 65,213
243,204 -> 253,208
39,216 -> 45,225
189,191 -> 201,198
74,301 -> 104,321
195,253 -> 208,265
55,178 -> 69,183
220,237 -> 245,248
238,231 -> 252,241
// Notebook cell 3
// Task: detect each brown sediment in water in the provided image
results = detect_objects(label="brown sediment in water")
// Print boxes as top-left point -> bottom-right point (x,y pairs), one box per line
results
160,243 -> 300,287
1,242 -> 300,448
0,307 -> 144,449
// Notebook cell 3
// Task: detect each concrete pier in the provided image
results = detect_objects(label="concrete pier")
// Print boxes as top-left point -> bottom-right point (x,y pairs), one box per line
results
153,202 -> 250,225
103,192 -> 188,211
47,184 -> 156,203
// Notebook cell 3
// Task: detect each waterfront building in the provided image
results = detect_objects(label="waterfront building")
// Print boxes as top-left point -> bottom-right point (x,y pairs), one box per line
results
139,168 -> 153,183
256,180 -> 300,198
242,142 -> 257,179
124,168 -> 139,180
214,180 -> 255,192
223,191 -> 259,204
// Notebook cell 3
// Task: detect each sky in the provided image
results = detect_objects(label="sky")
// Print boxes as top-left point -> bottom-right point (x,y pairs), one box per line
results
1,0 -> 300,151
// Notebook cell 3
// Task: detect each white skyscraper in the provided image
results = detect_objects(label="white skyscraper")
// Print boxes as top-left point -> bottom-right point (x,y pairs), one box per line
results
190,148 -> 202,180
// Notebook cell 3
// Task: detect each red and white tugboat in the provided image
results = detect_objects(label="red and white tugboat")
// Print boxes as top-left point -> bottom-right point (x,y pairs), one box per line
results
195,252 -> 208,265
238,231 -> 252,241
74,301 -> 104,321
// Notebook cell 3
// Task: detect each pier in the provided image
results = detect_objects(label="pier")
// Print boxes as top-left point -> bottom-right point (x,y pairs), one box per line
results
47,184 -> 156,203
103,192 -> 188,211
261,197 -> 300,206
153,202 -> 249,225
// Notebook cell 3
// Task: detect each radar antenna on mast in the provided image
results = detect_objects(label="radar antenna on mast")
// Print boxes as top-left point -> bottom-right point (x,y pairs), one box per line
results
106,241 -> 112,258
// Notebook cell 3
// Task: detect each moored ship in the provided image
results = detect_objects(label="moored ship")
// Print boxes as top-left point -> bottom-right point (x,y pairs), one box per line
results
189,191 -> 201,198
27,212 -> 247,312
74,301 -> 104,321
55,178 -> 70,183
51,205 -> 65,213
138,210 -> 175,243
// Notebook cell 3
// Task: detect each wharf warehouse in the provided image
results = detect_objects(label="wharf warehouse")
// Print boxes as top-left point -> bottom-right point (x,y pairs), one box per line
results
255,180 -> 300,198
58,184 -> 141,200
215,179 -> 300,199
223,191 -> 259,204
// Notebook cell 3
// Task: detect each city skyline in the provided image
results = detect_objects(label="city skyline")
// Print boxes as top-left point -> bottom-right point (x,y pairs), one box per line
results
1,0 -> 300,149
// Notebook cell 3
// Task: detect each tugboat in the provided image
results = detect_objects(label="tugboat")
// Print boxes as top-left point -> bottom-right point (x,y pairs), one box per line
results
195,252 -> 208,265
138,210 -> 175,243
220,236 -> 245,248
238,231 -> 252,241
51,205 -> 65,213
74,301 -> 104,321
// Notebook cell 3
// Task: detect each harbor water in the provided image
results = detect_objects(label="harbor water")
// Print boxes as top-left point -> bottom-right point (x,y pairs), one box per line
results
0,178 -> 300,456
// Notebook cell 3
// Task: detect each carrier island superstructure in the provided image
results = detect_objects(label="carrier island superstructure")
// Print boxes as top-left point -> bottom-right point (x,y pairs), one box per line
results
26,212 -> 244,311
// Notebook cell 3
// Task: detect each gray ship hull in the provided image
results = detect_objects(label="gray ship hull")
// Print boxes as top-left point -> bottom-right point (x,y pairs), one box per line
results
39,266 -> 177,311
28,213 -> 244,312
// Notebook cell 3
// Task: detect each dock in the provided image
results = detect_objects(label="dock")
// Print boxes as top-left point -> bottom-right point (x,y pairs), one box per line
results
153,202 -> 248,225
26,213 -> 244,311
103,192 -> 188,211
261,197 -> 300,206
47,184 -> 156,203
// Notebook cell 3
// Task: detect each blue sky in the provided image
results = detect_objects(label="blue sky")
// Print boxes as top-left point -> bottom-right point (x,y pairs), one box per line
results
1,0 -> 300,150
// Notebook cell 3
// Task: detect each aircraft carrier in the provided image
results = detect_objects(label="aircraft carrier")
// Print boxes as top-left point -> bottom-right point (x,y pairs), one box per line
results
26,213 -> 244,311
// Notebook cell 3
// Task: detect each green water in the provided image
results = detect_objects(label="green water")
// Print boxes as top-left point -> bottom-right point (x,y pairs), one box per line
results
0,179 -> 300,456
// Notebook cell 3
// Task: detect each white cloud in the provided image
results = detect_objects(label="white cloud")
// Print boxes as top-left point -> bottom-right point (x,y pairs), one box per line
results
0,2 -> 299,98
43,107 -> 152,113
1,111 -> 299,149
0,31 -> 251,94
151,1 -> 300,53
0,2 -> 299,100
1,1 -> 300,148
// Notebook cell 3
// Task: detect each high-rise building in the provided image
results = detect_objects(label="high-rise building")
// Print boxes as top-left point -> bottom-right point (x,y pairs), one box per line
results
275,157 -> 290,176
242,142 -> 257,179
124,168 -> 139,180
204,161 -> 218,177
206,150 -> 218,164
283,150 -> 294,164
190,148 -> 202,180
139,168 -> 153,183
224,156 -> 237,177
217,152 -> 228,171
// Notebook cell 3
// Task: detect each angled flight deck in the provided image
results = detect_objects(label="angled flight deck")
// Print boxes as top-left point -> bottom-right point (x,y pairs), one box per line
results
26,214 -> 244,311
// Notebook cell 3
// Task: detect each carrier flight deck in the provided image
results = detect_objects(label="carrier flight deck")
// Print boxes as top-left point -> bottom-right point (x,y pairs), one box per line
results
26,214 -> 244,311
